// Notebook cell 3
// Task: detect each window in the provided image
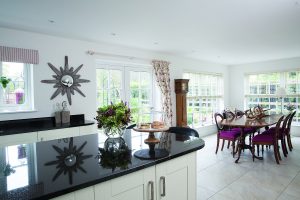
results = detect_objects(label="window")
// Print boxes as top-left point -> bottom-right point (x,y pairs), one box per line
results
5,144 -> 29,191
96,63 -> 153,123
0,62 -> 33,112
245,70 -> 300,124
183,72 -> 224,127
245,72 -> 280,110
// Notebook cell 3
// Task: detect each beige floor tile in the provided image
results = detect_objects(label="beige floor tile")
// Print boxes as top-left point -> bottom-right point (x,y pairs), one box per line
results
197,161 -> 248,192
197,134 -> 300,200
277,192 -> 300,200
197,186 -> 216,200
284,173 -> 300,198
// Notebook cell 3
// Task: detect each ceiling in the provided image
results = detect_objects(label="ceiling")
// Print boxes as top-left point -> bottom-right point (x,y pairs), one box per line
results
0,0 -> 300,65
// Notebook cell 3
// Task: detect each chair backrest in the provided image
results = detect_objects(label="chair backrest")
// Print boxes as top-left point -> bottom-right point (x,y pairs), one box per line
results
167,127 -> 199,137
287,111 -> 296,133
274,116 -> 285,141
224,110 -> 235,120
214,113 -> 224,131
235,109 -> 245,117
282,114 -> 291,132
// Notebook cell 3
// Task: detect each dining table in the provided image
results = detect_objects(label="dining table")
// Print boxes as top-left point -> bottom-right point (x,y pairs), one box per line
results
221,114 -> 284,163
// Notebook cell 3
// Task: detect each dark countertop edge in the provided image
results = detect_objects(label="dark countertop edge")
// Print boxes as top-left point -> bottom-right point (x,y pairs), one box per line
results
34,141 -> 205,200
0,120 -> 95,136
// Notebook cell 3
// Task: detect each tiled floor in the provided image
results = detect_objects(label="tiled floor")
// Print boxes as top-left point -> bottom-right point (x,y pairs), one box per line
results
197,134 -> 300,200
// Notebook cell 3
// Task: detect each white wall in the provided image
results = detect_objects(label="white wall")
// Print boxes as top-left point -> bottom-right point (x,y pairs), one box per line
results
0,27 -> 228,136
229,57 -> 300,136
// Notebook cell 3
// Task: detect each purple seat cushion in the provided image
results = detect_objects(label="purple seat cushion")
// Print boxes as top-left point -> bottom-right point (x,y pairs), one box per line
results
262,128 -> 285,137
252,134 -> 273,143
220,130 -> 240,140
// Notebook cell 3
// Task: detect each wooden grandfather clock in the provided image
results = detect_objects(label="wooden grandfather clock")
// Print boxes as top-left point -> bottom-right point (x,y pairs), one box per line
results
175,79 -> 189,127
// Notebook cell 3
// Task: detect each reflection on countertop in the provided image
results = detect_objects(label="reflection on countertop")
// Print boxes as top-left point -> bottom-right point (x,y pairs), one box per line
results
0,130 -> 205,200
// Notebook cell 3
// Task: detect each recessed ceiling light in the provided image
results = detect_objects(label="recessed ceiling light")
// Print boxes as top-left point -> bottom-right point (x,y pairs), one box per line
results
48,19 -> 55,23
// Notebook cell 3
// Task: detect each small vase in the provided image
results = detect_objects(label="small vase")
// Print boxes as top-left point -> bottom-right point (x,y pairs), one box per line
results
104,127 -> 126,138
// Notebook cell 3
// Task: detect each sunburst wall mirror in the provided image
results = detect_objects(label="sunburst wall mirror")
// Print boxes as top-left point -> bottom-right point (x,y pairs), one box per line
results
41,56 -> 90,105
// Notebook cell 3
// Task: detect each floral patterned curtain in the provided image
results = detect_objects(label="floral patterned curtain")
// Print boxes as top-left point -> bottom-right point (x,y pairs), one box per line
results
152,60 -> 173,126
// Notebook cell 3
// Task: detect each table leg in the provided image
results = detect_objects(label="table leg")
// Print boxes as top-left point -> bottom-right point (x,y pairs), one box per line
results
235,128 -> 263,163
235,128 -> 244,163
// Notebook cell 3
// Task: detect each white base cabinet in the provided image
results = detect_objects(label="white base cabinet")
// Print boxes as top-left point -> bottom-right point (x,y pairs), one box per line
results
51,152 -> 197,200
51,186 -> 94,200
156,152 -> 196,200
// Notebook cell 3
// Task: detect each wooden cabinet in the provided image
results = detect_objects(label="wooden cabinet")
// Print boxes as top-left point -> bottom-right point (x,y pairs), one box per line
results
0,132 -> 37,147
156,152 -> 196,200
37,127 -> 79,142
174,79 -> 189,127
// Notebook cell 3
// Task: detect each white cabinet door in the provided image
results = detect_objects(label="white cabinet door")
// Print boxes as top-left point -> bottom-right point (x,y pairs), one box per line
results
79,124 -> 97,136
156,152 -> 197,200
0,132 -> 37,147
51,186 -> 94,200
37,127 -> 79,142
94,166 -> 156,200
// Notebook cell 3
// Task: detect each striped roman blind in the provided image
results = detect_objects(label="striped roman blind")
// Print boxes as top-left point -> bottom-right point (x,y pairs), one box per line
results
0,46 -> 39,64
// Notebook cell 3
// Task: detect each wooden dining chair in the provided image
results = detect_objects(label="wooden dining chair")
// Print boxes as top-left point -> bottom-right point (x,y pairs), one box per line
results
261,114 -> 291,157
214,113 -> 241,157
225,109 -> 257,146
252,116 -> 284,164
286,111 -> 296,151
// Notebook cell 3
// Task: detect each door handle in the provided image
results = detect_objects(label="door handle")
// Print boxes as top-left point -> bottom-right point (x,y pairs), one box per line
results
148,181 -> 154,200
160,176 -> 166,197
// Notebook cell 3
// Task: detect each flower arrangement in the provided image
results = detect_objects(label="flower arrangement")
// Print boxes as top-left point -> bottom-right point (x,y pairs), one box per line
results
0,76 -> 11,89
96,101 -> 131,137
286,103 -> 296,112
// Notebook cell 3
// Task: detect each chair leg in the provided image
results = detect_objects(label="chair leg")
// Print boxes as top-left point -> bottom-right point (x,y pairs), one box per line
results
232,141 -> 235,158
281,138 -> 288,157
252,143 -> 255,162
215,137 -> 220,154
227,141 -> 231,149
274,145 -> 280,165
256,144 -> 260,156
287,134 -> 293,151
262,145 -> 264,155
221,139 -> 225,151
277,145 -> 282,161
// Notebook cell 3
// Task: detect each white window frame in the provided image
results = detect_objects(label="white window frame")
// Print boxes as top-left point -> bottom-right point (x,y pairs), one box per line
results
183,71 -> 224,128
244,69 -> 300,125
0,62 -> 34,113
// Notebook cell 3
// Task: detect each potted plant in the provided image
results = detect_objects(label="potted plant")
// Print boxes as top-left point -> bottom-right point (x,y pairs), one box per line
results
0,76 -> 11,89
96,101 -> 131,138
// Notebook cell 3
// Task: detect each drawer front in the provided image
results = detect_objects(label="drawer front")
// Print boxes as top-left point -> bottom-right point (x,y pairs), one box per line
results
0,132 -> 37,147
38,127 -> 79,141
79,124 -> 97,136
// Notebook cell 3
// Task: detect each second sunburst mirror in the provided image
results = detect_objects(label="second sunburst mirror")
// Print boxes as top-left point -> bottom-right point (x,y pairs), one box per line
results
41,56 -> 90,105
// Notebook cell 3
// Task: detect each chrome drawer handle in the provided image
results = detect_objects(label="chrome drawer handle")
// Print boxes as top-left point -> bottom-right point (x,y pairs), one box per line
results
160,176 -> 166,197
148,181 -> 154,200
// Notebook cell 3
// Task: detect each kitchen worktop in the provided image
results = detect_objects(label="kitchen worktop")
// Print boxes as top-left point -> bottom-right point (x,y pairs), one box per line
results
0,114 -> 94,136
0,129 -> 204,200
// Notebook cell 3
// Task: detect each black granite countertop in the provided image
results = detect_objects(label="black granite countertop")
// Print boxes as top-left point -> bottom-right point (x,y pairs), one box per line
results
0,129 -> 204,200
0,115 -> 94,136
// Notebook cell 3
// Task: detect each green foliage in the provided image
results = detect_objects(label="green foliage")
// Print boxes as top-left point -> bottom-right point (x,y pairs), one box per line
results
96,101 -> 131,137
0,76 -> 11,89
97,147 -> 131,172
